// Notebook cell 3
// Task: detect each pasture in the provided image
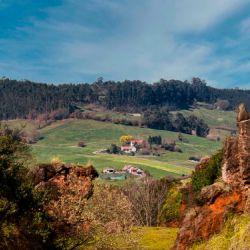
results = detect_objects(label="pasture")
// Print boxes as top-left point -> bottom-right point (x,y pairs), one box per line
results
28,119 -> 222,177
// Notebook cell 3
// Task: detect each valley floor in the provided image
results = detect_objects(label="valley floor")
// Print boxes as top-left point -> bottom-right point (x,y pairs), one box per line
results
30,119 -> 221,177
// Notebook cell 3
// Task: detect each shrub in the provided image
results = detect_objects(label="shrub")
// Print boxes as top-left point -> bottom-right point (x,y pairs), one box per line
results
159,188 -> 182,224
0,126 -> 53,249
50,156 -> 62,164
191,150 -> 223,192
78,141 -> 86,147
107,144 -> 121,154
120,135 -> 134,145
162,143 -> 175,152
82,184 -> 139,249
189,156 -> 201,162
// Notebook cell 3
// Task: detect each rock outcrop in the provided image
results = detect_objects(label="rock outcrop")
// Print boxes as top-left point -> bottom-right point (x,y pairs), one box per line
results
223,108 -> 250,211
173,183 -> 245,250
29,163 -> 99,200
173,105 -> 250,250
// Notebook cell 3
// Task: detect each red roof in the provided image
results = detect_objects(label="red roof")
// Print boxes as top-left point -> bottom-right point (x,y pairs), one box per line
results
131,140 -> 145,144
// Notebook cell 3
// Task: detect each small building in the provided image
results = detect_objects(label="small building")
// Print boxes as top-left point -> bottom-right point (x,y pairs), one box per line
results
121,145 -> 137,153
102,168 -> 115,174
122,165 -> 146,177
131,140 -> 145,147
130,113 -> 142,117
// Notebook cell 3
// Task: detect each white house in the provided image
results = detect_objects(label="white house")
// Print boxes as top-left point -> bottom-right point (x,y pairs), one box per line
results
121,145 -> 137,153
102,168 -> 115,174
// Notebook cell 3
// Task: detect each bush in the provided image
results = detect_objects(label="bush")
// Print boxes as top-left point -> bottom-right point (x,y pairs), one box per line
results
191,150 -> 223,192
107,144 -> 121,154
159,188 -> 182,223
162,141 -> 182,153
162,143 -> 175,152
78,141 -> 86,147
0,126 -> 53,249
189,156 -> 201,162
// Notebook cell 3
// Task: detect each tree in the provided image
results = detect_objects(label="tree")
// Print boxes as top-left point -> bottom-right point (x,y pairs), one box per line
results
0,125 -> 53,249
148,135 -> 162,145
119,135 -> 134,145
122,177 -> 173,226
107,144 -> 120,154
178,133 -> 183,142
82,184 -> 138,249
143,108 -> 173,130
187,115 -> 209,137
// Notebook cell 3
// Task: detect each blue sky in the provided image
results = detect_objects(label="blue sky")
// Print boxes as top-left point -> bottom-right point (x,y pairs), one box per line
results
1,0 -> 250,88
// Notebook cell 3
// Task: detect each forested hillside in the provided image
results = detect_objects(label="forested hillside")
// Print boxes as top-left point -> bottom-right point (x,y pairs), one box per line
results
1,77 -> 250,119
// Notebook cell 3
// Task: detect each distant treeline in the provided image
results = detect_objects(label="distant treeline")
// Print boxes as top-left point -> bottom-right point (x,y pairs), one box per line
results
1,77 -> 250,120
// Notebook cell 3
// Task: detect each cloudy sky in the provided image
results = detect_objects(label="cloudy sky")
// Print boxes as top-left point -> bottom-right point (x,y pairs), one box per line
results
1,0 -> 250,87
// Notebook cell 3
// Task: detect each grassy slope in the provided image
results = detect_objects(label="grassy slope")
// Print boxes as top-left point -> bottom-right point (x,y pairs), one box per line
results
175,107 -> 236,140
178,107 -> 236,129
191,214 -> 250,250
134,227 -> 178,250
29,119 -> 221,177
181,108 -> 236,129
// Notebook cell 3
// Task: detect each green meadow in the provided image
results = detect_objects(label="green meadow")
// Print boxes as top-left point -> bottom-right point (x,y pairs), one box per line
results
134,227 -> 178,250
176,107 -> 236,129
26,119 -> 222,177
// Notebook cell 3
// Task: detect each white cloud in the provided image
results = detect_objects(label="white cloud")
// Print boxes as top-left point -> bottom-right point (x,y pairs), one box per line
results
1,0 -> 250,86
167,0 -> 249,33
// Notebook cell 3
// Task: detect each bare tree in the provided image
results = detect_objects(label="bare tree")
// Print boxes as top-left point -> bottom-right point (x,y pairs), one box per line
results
122,177 -> 173,226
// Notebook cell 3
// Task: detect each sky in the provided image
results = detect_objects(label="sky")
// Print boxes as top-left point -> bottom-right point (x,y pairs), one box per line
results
1,0 -> 250,88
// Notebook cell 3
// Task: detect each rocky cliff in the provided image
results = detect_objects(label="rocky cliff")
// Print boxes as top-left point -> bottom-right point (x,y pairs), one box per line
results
29,162 -> 98,199
173,108 -> 250,250
223,118 -> 250,211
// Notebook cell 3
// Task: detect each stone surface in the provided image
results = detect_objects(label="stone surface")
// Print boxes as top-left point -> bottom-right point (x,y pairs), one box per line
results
29,163 -> 98,199
173,187 -> 244,250
222,119 -> 250,188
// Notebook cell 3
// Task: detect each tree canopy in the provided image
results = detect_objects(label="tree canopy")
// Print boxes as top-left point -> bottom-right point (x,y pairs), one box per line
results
1,77 -> 250,119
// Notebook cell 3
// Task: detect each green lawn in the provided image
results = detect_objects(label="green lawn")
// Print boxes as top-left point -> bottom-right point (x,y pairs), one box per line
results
30,119 -> 221,178
134,227 -> 178,250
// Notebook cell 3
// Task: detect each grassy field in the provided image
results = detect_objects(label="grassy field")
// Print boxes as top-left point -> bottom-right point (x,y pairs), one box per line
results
134,227 -> 178,250
177,107 -> 236,129
18,119 -> 222,178
84,227 -> 178,249
171,107 -> 237,140
81,104 -> 142,121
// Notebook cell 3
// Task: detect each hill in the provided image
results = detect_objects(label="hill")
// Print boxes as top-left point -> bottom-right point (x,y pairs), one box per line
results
1,77 -> 250,120
174,106 -> 236,140
12,119 -> 221,178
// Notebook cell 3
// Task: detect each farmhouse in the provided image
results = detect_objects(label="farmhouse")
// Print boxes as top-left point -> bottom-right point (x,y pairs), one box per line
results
122,165 -> 146,177
102,168 -> 115,174
121,145 -> 137,153
131,139 -> 145,146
